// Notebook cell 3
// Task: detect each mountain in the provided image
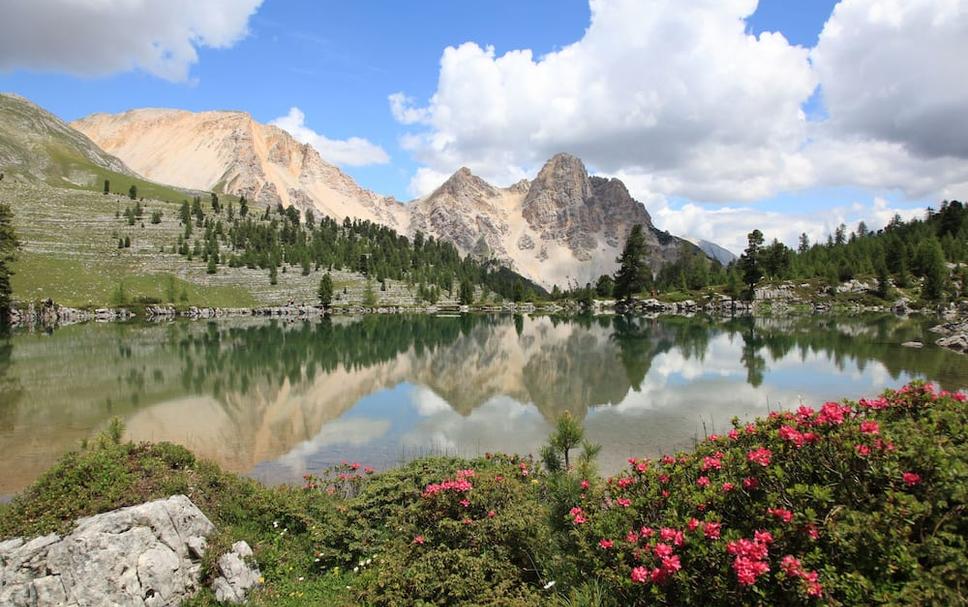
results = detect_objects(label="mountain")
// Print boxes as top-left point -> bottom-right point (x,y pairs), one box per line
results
0,93 -> 133,185
72,108 -> 407,228
411,154 -> 697,288
70,104 -> 701,288
694,239 -> 737,265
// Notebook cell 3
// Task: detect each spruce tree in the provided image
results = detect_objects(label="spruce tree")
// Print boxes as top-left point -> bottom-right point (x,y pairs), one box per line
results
738,229 -> 764,299
128,185 -> 137,200
613,224 -> 651,302
103,179 -> 110,195
458,278 -> 474,305
921,239 -> 947,301
0,204 -> 20,323
318,273 -> 334,307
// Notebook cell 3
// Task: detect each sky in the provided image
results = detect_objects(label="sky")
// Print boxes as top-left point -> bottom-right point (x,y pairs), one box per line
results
1,0 -> 967,255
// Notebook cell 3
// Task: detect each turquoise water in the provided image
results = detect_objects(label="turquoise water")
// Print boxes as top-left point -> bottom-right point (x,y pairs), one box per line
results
1,313 -> 966,497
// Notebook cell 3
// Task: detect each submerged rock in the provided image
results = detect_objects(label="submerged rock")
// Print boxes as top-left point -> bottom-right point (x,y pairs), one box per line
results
0,495 -> 260,606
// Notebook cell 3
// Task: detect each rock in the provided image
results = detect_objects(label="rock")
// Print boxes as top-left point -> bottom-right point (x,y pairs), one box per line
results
937,333 -> 968,353
901,341 -> 923,348
0,495 -> 232,607
892,298 -> 910,315
211,541 -> 261,604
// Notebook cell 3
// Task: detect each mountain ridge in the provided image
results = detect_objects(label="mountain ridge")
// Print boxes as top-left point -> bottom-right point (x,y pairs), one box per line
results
1,97 -> 713,288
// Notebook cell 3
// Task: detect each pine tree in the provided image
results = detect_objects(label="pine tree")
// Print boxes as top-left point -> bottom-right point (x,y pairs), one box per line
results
0,204 -> 20,323
103,179 -> 110,195
613,224 -> 651,302
206,255 -> 217,274
318,273 -> 334,307
458,278 -> 474,305
921,238 -> 947,301
128,185 -> 137,200
739,229 -> 764,299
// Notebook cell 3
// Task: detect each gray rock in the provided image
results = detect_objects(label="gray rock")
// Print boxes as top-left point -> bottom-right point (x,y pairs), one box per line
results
937,333 -> 968,353
901,341 -> 923,348
0,495 -> 217,607
210,541 -> 261,604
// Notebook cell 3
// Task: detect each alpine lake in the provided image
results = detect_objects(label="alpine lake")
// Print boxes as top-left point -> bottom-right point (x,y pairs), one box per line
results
2,312 -> 967,499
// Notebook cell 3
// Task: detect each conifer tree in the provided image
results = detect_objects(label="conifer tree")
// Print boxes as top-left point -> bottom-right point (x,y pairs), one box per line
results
613,224 -> 651,302
0,204 -> 20,323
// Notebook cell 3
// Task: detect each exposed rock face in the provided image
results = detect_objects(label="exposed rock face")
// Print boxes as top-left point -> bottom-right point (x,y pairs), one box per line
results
0,496 -> 260,607
410,153 -> 697,289
72,109 -> 407,228
211,542 -> 261,604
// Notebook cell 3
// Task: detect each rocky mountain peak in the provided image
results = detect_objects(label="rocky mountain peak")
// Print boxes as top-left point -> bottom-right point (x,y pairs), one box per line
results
526,153 -> 592,206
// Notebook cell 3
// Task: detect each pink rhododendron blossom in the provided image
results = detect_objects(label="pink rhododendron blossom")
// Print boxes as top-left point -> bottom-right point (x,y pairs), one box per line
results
487,510 -> 496,518
701,456 -> 722,471
743,477 -> 759,490
728,429 -> 740,440
779,425 -> 806,448
653,543 -> 674,558
722,482 -> 735,492
902,472 -> 922,486
855,444 -> 871,457
697,476 -> 710,487
659,528 -> 684,546
747,448 -> 772,467
631,566 -> 649,584
413,535 -> 425,545
599,539 -> 613,549
687,518 -> 700,532
704,521 -> 722,539
616,497 -> 632,508
640,526 -> 654,538
860,420 -> 880,434
768,507 -> 794,523
580,479 -> 590,489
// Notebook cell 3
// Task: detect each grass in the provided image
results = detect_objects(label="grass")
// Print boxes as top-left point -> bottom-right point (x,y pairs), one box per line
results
0,179 -> 398,308
0,430 -> 355,606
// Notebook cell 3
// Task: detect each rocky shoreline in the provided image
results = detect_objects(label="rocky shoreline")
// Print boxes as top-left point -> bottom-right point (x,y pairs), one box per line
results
9,290 -> 968,357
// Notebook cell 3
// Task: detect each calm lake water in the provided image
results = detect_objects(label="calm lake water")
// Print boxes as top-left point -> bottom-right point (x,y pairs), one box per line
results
1,313 -> 967,498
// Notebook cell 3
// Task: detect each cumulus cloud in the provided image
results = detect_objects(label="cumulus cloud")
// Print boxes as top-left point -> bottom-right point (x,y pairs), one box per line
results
812,0 -> 968,159
393,0 -> 968,206
0,0 -> 263,82
270,107 -> 390,167
391,0 -> 815,199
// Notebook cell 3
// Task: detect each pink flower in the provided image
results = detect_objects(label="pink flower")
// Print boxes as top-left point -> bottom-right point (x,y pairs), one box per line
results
615,497 -> 632,508
722,482 -> 735,492
704,521 -> 722,540
659,474 -> 670,484
817,402 -> 850,425
487,510 -> 496,518
455,469 -> 476,478
859,420 -> 879,434
754,530 -> 774,545
659,528 -> 684,546
728,429 -> 740,440
768,507 -> 794,523
626,530 -> 639,543
640,526 -> 655,538
459,499 -> 470,508
855,444 -> 871,457
701,456 -> 722,471
661,455 -> 676,465
580,479 -> 590,489
742,476 -> 760,490
708,434 -> 720,442
687,518 -> 700,532
805,524 -> 820,540
902,472 -> 922,486
747,448 -> 772,467
631,566 -> 650,584
653,543 -> 674,558
364,466 -> 375,474
413,535 -> 425,545
599,538 -> 614,550
780,554 -> 803,577
636,461 -> 649,473
779,425 -> 806,448
697,476 -> 711,487
745,423 -> 757,434
618,477 -> 634,489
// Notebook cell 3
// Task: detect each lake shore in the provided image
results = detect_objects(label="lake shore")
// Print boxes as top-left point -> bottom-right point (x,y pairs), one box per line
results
0,382 -> 964,606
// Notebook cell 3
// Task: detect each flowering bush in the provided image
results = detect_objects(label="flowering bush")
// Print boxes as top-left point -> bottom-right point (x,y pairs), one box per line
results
562,382 -> 967,605
295,382 -> 966,605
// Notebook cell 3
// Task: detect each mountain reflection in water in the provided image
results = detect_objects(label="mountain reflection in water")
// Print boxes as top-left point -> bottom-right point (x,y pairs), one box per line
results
1,313 -> 966,495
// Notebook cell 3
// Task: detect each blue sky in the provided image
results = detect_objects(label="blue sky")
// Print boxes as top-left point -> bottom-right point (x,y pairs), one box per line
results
1,0 -> 965,254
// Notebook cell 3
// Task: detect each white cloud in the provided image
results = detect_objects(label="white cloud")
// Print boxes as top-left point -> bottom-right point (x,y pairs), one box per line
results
393,0 -> 968,205
391,0 -> 816,200
812,0 -> 968,159
270,107 -> 390,167
0,0 -> 263,82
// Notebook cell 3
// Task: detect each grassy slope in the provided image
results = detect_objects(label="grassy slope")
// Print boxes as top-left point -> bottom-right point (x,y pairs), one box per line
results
0,178 -> 430,308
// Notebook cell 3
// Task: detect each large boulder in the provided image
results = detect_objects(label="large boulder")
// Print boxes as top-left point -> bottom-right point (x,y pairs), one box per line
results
0,495 -> 260,607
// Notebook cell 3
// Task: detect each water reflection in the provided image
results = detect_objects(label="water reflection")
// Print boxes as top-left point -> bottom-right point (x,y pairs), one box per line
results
1,313 -> 966,495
